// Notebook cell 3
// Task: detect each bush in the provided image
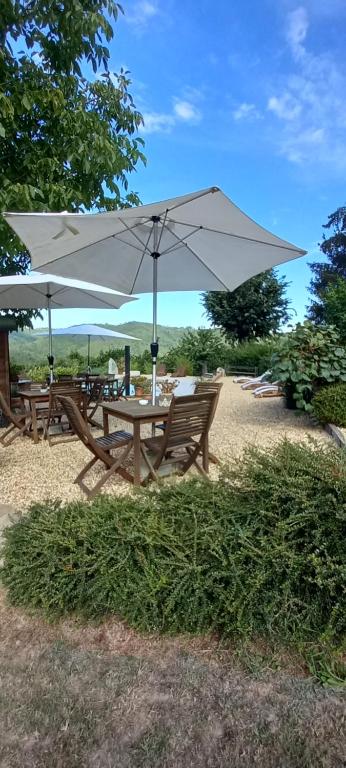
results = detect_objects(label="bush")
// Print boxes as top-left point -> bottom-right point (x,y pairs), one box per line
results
224,338 -> 277,375
313,383 -> 346,426
271,321 -> 346,412
2,440 -> 345,665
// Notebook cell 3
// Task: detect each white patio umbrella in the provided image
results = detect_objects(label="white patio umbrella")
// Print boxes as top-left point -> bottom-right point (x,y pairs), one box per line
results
37,323 -> 139,371
0,273 -> 137,382
4,187 -> 306,402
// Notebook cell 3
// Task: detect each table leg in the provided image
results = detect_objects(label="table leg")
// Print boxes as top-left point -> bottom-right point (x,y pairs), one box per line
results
103,409 -> 109,436
203,433 -> 209,473
31,402 -> 39,444
133,421 -> 141,486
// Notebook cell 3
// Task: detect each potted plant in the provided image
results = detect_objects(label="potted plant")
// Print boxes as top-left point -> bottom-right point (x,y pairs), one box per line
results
157,378 -> 178,406
131,375 -> 151,397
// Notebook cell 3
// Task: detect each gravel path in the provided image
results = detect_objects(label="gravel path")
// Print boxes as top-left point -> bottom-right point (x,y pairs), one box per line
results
0,379 -> 330,510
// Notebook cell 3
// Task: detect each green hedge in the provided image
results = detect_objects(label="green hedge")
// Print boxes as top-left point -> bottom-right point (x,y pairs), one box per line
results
313,383 -> 346,426
1,440 -> 345,666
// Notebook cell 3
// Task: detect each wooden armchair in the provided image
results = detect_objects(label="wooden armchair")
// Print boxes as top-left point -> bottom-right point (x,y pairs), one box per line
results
57,395 -> 133,498
141,391 -> 216,483
0,390 -> 35,447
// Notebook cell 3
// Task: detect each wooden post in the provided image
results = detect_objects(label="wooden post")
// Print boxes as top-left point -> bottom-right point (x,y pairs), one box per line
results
0,329 -> 10,405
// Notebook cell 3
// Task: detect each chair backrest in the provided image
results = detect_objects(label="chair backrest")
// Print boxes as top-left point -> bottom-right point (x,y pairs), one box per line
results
57,395 -> 111,465
163,392 -> 216,452
49,382 -> 85,416
0,390 -> 22,428
87,377 -> 107,405
194,381 -> 222,421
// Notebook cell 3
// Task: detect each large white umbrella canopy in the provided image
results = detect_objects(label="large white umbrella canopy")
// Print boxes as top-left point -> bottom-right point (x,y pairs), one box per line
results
37,322 -> 139,370
4,186 -> 306,401
0,273 -> 136,381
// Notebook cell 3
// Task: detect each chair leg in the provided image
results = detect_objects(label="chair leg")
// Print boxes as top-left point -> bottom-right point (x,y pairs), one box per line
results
1,421 -> 34,447
75,442 -> 133,498
182,444 -> 209,478
140,445 -> 160,484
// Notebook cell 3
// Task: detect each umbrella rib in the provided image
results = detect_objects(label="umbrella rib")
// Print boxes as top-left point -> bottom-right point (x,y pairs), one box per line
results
129,221 -> 154,294
164,235 -> 231,291
117,217 -> 153,253
159,224 -> 203,256
168,218 -> 306,255
35,217 -> 154,269
156,209 -> 168,252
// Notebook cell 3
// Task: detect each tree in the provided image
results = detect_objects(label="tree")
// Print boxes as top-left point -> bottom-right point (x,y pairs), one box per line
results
0,0 -> 145,328
163,328 -> 230,375
202,270 -> 290,342
323,278 -> 346,342
309,206 -> 346,323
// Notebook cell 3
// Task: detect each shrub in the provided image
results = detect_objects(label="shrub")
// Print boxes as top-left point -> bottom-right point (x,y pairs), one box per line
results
313,383 -> 346,426
2,440 -> 345,668
271,321 -> 346,412
224,338 -> 278,375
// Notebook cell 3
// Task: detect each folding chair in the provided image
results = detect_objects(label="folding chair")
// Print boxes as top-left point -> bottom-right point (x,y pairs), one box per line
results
141,392 -> 216,484
43,383 -> 86,445
0,390 -> 35,446
57,395 -> 133,498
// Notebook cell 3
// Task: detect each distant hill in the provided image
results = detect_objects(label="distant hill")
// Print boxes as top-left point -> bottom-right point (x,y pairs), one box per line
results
9,321 -> 193,366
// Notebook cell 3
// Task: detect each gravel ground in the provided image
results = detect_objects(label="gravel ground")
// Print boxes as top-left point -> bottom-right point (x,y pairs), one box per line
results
0,378 -> 330,510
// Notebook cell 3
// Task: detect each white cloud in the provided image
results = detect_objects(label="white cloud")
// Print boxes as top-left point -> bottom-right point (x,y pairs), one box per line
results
142,112 -> 175,134
173,100 -> 201,122
233,102 -> 261,121
142,96 -> 202,134
125,1 -> 159,30
267,93 -> 301,120
286,6 -> 308,58
267,6 -> 346,172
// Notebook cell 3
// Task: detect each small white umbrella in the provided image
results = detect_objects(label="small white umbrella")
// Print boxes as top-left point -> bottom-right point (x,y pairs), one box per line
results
38,323 -> 139,371
4,187 -> 306,402
0,273 -> 136,381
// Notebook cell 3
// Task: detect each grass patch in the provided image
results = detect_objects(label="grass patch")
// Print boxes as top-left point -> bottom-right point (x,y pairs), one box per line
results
0,626 -> 345,768
1,439 -> 345,683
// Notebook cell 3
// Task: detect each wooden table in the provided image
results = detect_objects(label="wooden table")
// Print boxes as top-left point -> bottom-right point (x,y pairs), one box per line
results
20,389 -> 49,443
102,400 -> 169,486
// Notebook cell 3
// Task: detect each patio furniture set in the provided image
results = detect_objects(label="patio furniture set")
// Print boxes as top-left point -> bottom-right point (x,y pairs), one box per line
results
0,380 -> 222,498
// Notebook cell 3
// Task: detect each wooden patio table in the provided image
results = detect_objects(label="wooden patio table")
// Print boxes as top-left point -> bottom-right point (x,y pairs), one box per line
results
20,389 -> 50,444
101,399 -> 209,486
101,400 -> 170,486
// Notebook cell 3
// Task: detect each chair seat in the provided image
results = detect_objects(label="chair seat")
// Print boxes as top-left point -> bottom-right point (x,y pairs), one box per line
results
144,434 -> 196,452
96,430 -> 132,451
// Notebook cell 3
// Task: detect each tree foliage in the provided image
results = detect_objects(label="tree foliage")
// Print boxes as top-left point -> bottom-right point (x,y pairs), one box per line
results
202,270 -> 290,342
309,206 -> 346,323
323,278 -> 346,342
163,328 -> 229,374
0,0 -> 145,327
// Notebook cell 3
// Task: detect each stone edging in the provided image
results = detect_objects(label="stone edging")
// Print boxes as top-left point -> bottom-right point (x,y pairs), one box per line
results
325,423 -> 346,448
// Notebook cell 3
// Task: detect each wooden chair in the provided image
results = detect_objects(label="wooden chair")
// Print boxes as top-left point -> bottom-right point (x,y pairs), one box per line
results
113,373 -> 129,401
57,395 -> 133,498
86,377 -> 109,427
141,392 -> 216,484
43,383 -> 86,445
0,390 -> 35,446
156,381 -> 222,465
194,381 -> 222,463
172,365 -> 188,377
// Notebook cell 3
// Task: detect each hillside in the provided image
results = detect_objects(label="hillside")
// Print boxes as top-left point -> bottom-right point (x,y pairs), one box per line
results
9,322 -> 193,366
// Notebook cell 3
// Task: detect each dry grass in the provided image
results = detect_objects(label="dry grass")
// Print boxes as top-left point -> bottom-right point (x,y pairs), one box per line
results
0,379 -> 329,509
0,588 -> 345,768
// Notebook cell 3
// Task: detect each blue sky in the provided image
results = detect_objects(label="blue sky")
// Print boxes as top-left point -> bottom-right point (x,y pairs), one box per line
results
36,0 -> 346,331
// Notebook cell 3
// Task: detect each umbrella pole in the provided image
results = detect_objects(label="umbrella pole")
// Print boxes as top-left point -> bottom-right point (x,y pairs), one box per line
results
87,335 -> 91,373
47,291 -> 54,384
150,218 -> 160,409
